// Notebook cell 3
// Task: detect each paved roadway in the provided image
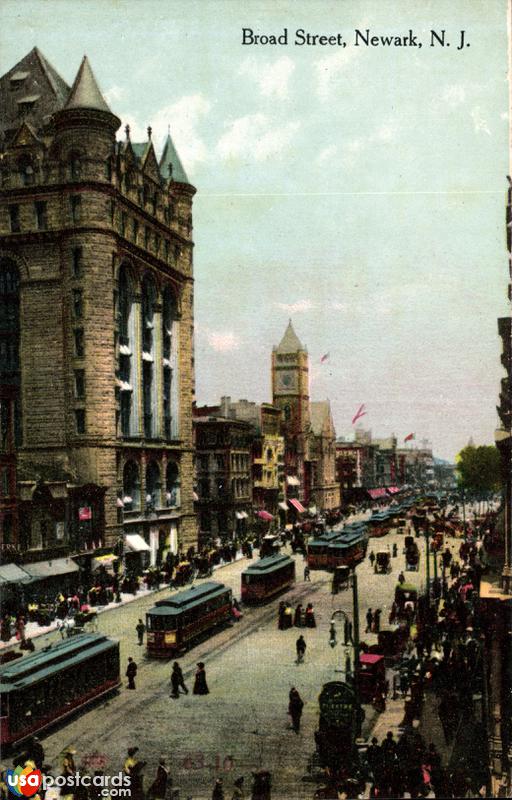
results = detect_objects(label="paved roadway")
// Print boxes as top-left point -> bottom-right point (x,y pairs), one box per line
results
25,528 -> 456,799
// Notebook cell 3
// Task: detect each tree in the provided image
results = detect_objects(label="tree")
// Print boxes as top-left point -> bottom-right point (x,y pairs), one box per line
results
455,444 -> 502,496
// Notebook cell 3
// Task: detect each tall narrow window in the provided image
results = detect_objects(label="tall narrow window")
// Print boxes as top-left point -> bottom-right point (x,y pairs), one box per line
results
144,226 -> 151,250
73,289 -> 83,318
145,461 -> 161,509
142,276 -> 156,439
0,260 -> 21,445
9,205 -> 20,233
69,152 -> 82,180
75,409 -> 86,434
72,247 -> 82,278
70,195 -> 81,224
118,265 -> 136,436
123,460 -> 140,510
35,201 -> 47,230
74,369 -> 85,399
74,328 -> 84,357
120,212 -> 127,236
19,157 -> 34,186
162,287 -> 179,439
132,218 -> 139,244
166,462 -> 180,507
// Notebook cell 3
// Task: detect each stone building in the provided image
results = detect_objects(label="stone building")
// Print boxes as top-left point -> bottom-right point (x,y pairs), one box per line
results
271,320 -> 339,513
193,412 -> 253,546
0,49 -> 197,567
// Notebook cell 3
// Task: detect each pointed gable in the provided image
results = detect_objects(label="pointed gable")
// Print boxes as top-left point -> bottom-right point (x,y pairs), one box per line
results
159,132 -> 188,184
65,55 -> 111,113
141,144 -> 161,182
275,320 -> 305,354
10,121 -> 43,148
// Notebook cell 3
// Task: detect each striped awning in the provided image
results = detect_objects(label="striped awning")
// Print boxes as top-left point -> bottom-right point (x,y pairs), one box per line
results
257,510 -> 273,521
289,498 -> 306,514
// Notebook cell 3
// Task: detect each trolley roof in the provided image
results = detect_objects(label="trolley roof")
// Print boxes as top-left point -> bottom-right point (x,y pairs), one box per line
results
0,633 -> 118,692
242,553 -> 294,576
148,581 -> 230,617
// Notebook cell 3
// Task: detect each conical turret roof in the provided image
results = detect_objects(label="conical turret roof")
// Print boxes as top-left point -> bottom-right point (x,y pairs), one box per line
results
159,131 -> 188,184
65,55 -> 111,112
276,319 -> 305,353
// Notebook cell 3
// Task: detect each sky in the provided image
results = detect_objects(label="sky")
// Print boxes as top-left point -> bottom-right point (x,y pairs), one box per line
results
1,0 -> 510,461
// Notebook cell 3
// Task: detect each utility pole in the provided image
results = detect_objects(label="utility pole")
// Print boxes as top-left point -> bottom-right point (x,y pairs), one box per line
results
425,525 -> 431,602
351,568 -> 361,735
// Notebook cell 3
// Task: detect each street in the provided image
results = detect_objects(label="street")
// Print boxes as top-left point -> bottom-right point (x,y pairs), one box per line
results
32,528 -> 446,799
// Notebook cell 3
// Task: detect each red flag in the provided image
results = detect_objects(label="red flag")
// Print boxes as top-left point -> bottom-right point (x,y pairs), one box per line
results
404,433 -> 415,442
320,353 -> 330,364
351,404 -> 367,425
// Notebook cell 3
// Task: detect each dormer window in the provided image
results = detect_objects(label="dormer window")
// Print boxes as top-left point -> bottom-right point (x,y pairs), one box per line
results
10,71 -> 29,90
17,95 -> 39,115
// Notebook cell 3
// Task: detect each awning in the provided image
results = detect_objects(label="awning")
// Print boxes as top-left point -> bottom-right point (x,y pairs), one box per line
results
387,487 -> 400,495
257,510 -> 273,521
286,475 -> 300,486
116,497 -> 124,508
193,491 -> 199,501
289,498 -> 306,514
368,488 -> 387,500
235,511 -> 245,520
125,534 -> 151,553
241,511 -> 249,519
309,506 -> 317,515
278,501 -> 288,511
92,553 -> 118,571
0,563 -> 33,586
23,558 -> 80,580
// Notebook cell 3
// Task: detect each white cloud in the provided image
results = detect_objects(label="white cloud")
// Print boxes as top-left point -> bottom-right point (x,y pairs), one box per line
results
317,145 -> 338,164
442,85 -> 466,107
276,299 -> 314,313
314,46 -> 359,101
217,113 -> 300,162
470,106 -> 491,136
207,330 -> 240,352
239,56 -> 295,100
104,85 -> 126,106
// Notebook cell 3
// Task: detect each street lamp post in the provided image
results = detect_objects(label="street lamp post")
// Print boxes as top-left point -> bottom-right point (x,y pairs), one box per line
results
328,567 -> 362,735
461,487 -> 467,542
424,524 -> 431,603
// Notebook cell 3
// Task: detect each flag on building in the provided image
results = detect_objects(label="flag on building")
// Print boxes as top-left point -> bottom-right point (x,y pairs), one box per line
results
404,433 -> 415,442
320,353 -> 330,363
352,404 -> 367,425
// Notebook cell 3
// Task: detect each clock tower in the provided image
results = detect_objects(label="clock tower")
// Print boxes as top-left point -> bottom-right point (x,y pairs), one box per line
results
272,319 -> 310,437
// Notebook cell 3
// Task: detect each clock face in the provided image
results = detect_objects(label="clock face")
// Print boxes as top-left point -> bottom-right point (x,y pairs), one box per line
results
277,370 -> 296,391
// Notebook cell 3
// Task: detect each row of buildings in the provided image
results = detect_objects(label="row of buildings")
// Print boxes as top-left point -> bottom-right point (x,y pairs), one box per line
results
0,48 -> 447,574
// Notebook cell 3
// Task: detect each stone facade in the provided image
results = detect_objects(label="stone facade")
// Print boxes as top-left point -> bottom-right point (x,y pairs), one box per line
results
0,50 -> 197,565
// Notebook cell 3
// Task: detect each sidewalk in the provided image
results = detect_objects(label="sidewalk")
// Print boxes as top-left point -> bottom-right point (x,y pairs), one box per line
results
0,552 -> 248,652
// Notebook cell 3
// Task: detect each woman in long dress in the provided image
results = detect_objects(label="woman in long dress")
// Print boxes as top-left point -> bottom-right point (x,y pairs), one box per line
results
193,662 -> 209,695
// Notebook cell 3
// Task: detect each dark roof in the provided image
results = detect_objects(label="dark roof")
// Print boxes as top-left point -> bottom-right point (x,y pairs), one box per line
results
159,132 -> 189,184
0,633 -> 118,692
65,55 -> 111,112
149,581 -> 229,615
0,47 -> 70,140
243,553 -> 294,574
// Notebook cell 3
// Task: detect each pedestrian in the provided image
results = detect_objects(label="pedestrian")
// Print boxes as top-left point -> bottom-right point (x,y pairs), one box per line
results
123,748 -> 146,800
170,661 -> 189,697
30,737 -> 45,770
296,634 -> 306,663
304,565 -> 311,581
193,661 -> 209,695
392,542 -> 398,558
136,619 -> 145,646
288,687 -> 304,733
293,604 -> 303,627
369,550 -> 375,567
374,608 -> 382,633
231,776 -> 244,800
305,603 -> 316,628
366,737 -> 382,779
365,607 -> 373,633
126,656 -> 137,689
398,571 -> 405,584
212,778 -> 224,800
278,601 -> 286,630
148,758 -> 170,800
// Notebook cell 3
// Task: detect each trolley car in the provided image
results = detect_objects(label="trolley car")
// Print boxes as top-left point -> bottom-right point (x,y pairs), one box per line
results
146,581 -> 232,658
368,511 -> 393,537
241,553 -> 295,603
0,633 -> 120,747
307,529 -> 367,571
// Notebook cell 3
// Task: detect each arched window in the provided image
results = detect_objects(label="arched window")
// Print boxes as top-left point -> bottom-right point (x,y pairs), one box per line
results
166,462 -> 180,508
284,405 -> 291,422
0,259 -> 21,446
146,461 -> 161,508
162,287 -> 179,439
123,460 -> 140,510
141,276 -> 157,439
118,265 -> 136,436
69,151 -> 82,181
18,156 -> 34,186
